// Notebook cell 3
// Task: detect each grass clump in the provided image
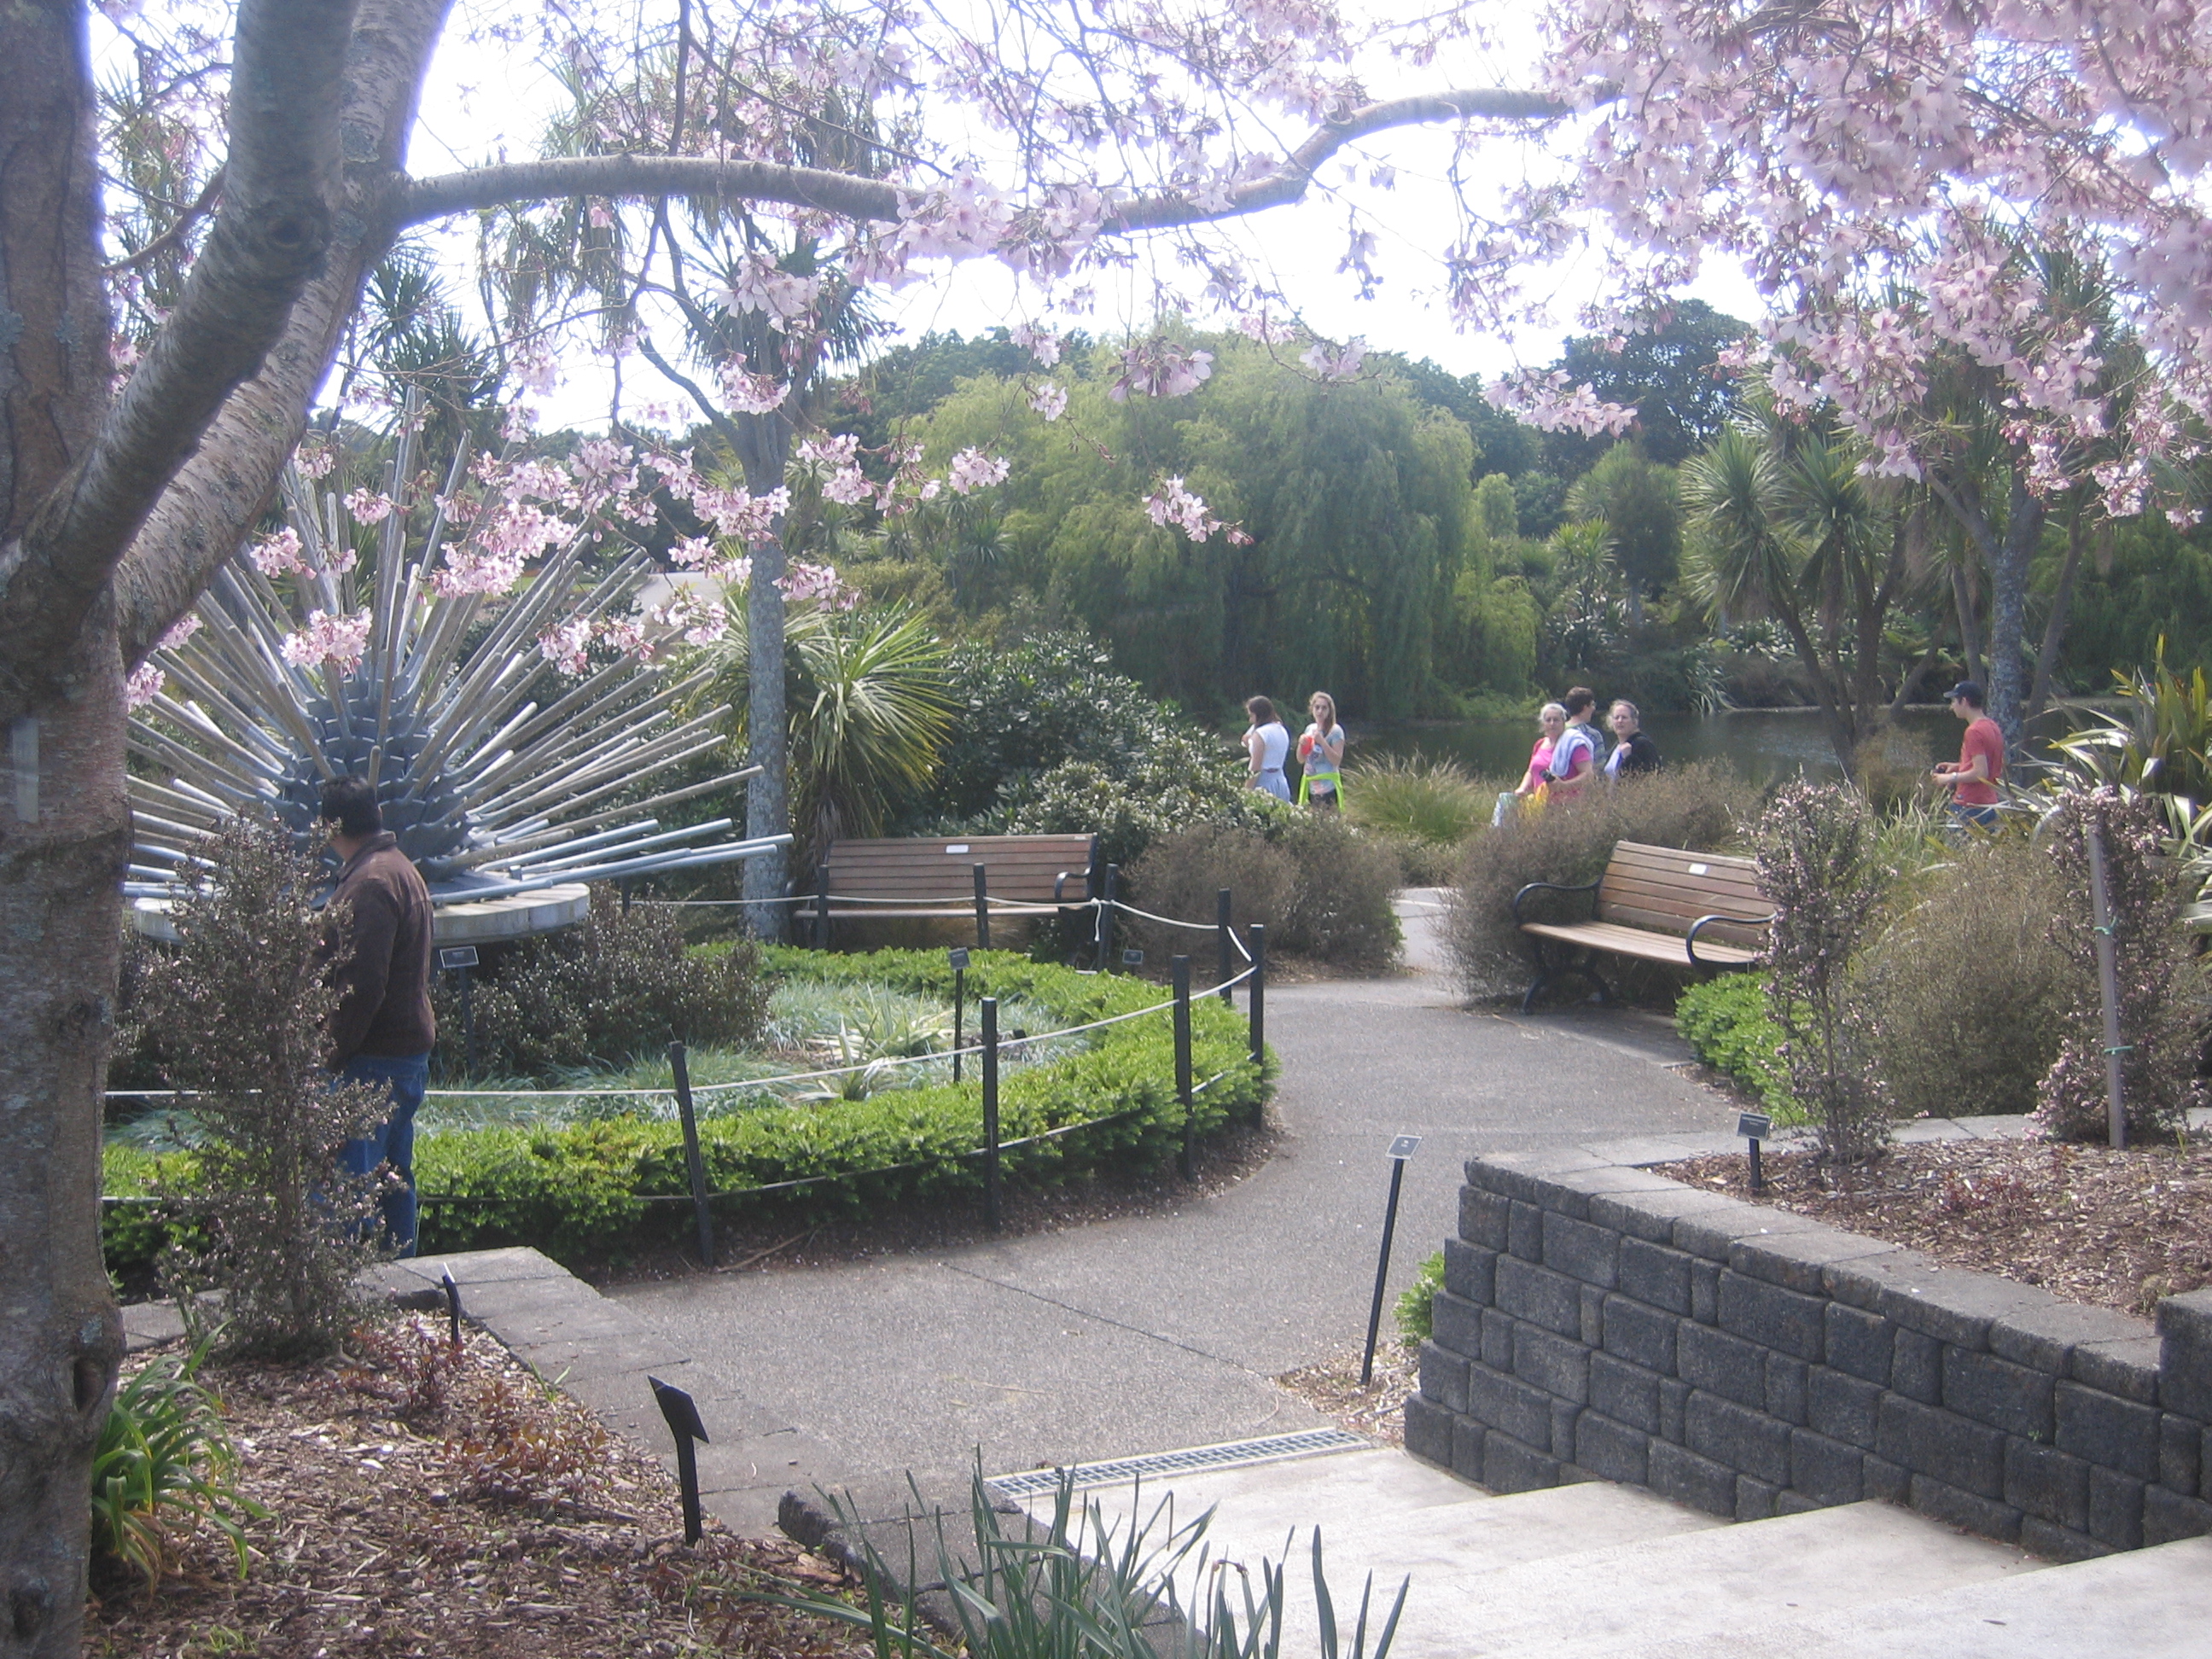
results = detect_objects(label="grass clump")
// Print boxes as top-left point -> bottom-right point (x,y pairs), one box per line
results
92,1336 -> 265,1592
1343,754 -> 1491,878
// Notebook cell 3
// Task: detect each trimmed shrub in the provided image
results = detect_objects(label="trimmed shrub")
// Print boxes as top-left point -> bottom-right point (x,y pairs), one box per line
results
1855,832 -> 2080,1119
431,886 -> 771,1078
1276,813 -> 1402,968
1674,974 -> 1800,1121
1125,824 -> 1297,969
1447,760 -> 1759,1000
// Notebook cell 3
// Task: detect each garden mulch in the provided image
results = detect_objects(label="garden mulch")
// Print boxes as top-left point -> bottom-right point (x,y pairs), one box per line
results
1667,1136 -> 2212,1317
88,1316 -> 872,1659
1273,1341 -> 1418,1449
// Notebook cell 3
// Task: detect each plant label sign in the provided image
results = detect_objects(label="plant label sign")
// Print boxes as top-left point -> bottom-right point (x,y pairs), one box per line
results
1388,1134 -> 1423,1161
1737,1111 -> 1773,1141
439,946 -> 479,970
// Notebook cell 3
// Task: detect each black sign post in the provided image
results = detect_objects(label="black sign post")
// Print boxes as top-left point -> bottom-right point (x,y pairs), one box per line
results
669,1042 -> 715,1267
1361,1134 -> 1423,1386
948,947 -> 969,1084
649,1376 -> 710,1544
981,997 -> 1002,1231
439,1269 -> 463,1349
1738,1110 -> 1773,1191
439,946 -> 480,1075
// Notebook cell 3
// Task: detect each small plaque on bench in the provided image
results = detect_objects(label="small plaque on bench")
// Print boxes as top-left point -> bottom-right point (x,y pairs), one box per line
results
1689,862 -> 1708,876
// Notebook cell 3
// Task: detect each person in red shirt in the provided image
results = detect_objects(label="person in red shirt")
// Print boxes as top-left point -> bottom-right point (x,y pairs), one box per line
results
1933,680 -> 2005,830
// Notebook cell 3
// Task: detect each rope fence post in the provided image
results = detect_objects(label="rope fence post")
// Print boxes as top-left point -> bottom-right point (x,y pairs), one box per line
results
667,1041 -> 715,1268
981,996 -> 1002,1231
2086,824 -> 2128,1150
1249,923 -> 1266,1070
973,862 -> 991,950
1216,888 -> 1233,1003
1174,955 -> 1195,1181
1097,864 -> 1119,972
814,862 -> 830,950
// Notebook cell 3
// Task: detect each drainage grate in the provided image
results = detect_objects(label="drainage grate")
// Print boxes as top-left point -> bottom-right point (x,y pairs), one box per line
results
987,1428 -> 1371,1499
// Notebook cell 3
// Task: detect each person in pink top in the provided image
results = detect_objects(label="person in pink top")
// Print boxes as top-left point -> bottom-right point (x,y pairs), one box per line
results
1933,680 -> 2005,830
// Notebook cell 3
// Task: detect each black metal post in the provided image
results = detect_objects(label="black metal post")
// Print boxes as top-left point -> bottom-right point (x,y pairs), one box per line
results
981,997 -> 1002,1231
1362,1155 -> 1411,1386
440,1269 -> 462,1349
667,1042 -> 715,1268
952,965 -> 965,1084
649,1377 -> 711,1545
1248,923 -> 1266,1068
1748,1136 -> 1764,1192
815,862 -> 830,949
1097,863 -> 1119,972
973,862 -> 991,950
1217,888 -> 1234,1004
1173,956 -> 1195,1180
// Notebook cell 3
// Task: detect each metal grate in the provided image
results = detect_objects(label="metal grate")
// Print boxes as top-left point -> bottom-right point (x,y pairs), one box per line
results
987,1428 -> 1371,1499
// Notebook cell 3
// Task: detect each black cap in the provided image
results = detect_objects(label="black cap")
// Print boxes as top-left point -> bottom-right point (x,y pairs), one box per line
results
1946,681 -> 1984,707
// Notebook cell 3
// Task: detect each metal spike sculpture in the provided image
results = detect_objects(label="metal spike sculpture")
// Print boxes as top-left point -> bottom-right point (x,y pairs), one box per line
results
125,411 -> 784,912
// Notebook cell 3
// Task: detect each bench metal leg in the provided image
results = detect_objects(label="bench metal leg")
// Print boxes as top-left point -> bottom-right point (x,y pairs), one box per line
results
1521,941 -> 1612,1013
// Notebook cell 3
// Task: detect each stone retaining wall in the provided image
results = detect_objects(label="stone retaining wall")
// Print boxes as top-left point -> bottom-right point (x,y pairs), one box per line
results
1404,1146 -> 2212,1562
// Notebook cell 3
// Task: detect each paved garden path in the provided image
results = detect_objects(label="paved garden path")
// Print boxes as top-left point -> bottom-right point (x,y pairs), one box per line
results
596,891 -> 1745,1529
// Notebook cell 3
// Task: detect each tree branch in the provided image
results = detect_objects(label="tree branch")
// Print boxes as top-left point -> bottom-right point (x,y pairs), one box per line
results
399,86 -> 1575,236
101,167 -> 224,275
0,0 -> 358,709
113,0 -> 454,666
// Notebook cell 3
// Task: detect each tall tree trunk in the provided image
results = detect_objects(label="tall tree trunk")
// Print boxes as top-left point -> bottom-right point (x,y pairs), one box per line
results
1952,563 -> 1984,690
734,410 -> 793,940
1987,474 -> 2044,746
2026,513 -> 2086,722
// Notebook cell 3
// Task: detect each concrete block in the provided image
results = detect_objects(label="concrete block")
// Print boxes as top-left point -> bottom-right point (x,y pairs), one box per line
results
1508,1199 -> 1545,1262
1874,1264 -> 2050,1353
1718,1269 -> 1825,1360
1728,1225 -> 1901,1295
1649,1440 -> 1738,1517
1467,1363 -> 1554,1450
2143,1484 -> 2212,1546
1988,1297 -> 2151,1375
1442,1237 -> 1497,1306
1602,1293 -> 1678,1375
1891,1328 -> 1942,1403
1689,1258 -> 1720,1324
2160,1415 -> 2201,1498
1911,1473 -> 2023,1544
1766,1354 -> 1808,1425
1942,1346 -> 2056,1441
1481,1308 -> 1516,1373
2069,1336 -> 2163,1403
1431,1289 -> 1482,1360
1580,1285 -> 1606,1348
1590,1353 -> 1662,1434
1459,1186 -> 1511,1252
2088,1465 -> 2145,1551
1452,1415 -> 1488,1484
1736,1476 -> 1779,1521
1686,1390 -> 1792,1485
2005,1437 -> 2091,1533
1878,1394 -> 2005,1499
1660,1377 -> 1691,1445
1788,1429 -> 1864,1506
2055,1380 -> 2163,1481
1617,1237 -> 1693,1315
1403,1394 -> 1453,1465
1775,1490 -> 1824,1516
1514,1325 -> 1592,1405
1672,1199 -> 1825,1263
1676,1322 -> 1766,1408
1862,1453 -> 1909,1505
2157,1289 -> 2212,1419
1467,1149 -> 1609,1205
1586,1183 -> 1743,1244
1417,1341 -> 1468,1414
1807,1365 -> 1883,1449
1494,1256 -> 1581,1337
1542,1210 -> 1619,1287
1547,1165 -> 1693,1215
2018,1516 -> 2110,1563
1551,1400 -> 1583,1465
1820,1246 -> 1941,1311
1824,1301 -> 1895,1384
1482,1429 -> 1559,1493
1575,1411 -> 1650,1486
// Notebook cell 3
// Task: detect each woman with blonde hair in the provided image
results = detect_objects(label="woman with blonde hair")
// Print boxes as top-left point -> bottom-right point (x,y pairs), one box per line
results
1298,691 -> 1345,809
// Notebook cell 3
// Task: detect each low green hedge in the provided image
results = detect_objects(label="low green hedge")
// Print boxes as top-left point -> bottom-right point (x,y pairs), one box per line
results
104,949 -> 1272,1274
1674,973 -> 1803,1124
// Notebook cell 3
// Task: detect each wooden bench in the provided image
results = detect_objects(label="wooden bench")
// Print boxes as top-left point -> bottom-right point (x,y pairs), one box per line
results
1511,841 -> 1771,1013
812,833 -> 1098,946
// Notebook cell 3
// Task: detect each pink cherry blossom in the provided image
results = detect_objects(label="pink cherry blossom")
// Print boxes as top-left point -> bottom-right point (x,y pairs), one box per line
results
946,448 -> 1010,495
281,608 -> 372,672
125,660 -> 166,711
251,527 -> 307,578
1010,323 -> 1064,367
343,488 -> 395,525
1110,341 -> 1214,402
538,616 -> 597,676
1028,382 -> 1068,421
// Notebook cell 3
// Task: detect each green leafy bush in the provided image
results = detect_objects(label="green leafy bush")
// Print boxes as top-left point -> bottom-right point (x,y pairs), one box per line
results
1855,832 -> 2080,1119
1674,975 -> 1801,1122
431,886 -> 771,1078
1276,813 -> 1403,968
1448,760 -> 1759,1000
1124,816 -> 1400,969
1395,1251 -> 1447,1344
1004,726 -> 1278,868
92,1336 -> 266,1590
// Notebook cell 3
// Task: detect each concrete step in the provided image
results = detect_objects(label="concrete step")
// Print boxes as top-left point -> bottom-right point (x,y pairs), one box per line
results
1632,1534 -> 2212,1659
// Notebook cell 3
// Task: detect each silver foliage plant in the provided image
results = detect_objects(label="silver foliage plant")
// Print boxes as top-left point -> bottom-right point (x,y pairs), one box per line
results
134,817 -> 393,1359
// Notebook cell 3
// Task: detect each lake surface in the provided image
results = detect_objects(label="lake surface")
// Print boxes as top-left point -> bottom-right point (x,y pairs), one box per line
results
1353,707 -> 1966,787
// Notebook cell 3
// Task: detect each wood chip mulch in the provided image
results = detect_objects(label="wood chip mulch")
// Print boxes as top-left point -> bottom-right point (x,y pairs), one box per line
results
1666,1137 -> 2212,1318
87,1317 -> 874,1659
1273,1340 -> 1417,1447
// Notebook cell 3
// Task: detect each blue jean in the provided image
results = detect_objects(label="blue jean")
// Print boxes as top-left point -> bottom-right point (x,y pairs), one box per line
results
1950,803 -> 2000,831
336,1051 -> 428,1257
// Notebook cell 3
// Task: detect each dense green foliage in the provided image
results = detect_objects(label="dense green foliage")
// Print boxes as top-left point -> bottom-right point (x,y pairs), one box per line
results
1125,816 -> 1403,969
1674,975 -> 1800,1122
91,1336 -> 264,1591
1396,1250 -> 1447,1344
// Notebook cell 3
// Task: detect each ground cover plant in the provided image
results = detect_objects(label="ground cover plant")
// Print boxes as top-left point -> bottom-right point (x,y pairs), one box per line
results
1673,975 -> 1801,1123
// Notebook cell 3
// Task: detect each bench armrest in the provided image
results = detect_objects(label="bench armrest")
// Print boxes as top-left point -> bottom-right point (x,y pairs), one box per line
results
1512,878 -> 1601,926
1685,911 -> 1774,969
1055,870 -> 1084,904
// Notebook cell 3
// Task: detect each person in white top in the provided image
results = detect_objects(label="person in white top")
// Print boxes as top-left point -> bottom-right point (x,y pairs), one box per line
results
1243,696 -> 1292,800
1299,690 -> 1345,809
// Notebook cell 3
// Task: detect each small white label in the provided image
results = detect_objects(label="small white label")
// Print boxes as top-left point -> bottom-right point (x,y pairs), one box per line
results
1688,862 -> 1708,876
946,843 -> 970,854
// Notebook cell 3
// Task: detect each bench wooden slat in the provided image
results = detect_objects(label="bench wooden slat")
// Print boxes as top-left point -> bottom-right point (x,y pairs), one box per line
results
1515,839 -> 1768,1009
818,833 -> 1099,912
1522,920 -> 1762,965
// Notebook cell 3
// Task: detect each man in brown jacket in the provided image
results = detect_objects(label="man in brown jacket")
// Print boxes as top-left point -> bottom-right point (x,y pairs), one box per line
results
321,777 -> 436,1255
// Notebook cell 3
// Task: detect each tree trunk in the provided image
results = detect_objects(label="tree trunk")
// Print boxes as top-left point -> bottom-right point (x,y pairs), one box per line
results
733,410 -> 793,939
2026,514 -> 2086,722
1952,563 -> 1984,690
1987,474 -> 2043,746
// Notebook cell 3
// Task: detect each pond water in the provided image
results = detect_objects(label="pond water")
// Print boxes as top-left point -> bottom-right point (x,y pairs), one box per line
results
1352,707 -> 1970,787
